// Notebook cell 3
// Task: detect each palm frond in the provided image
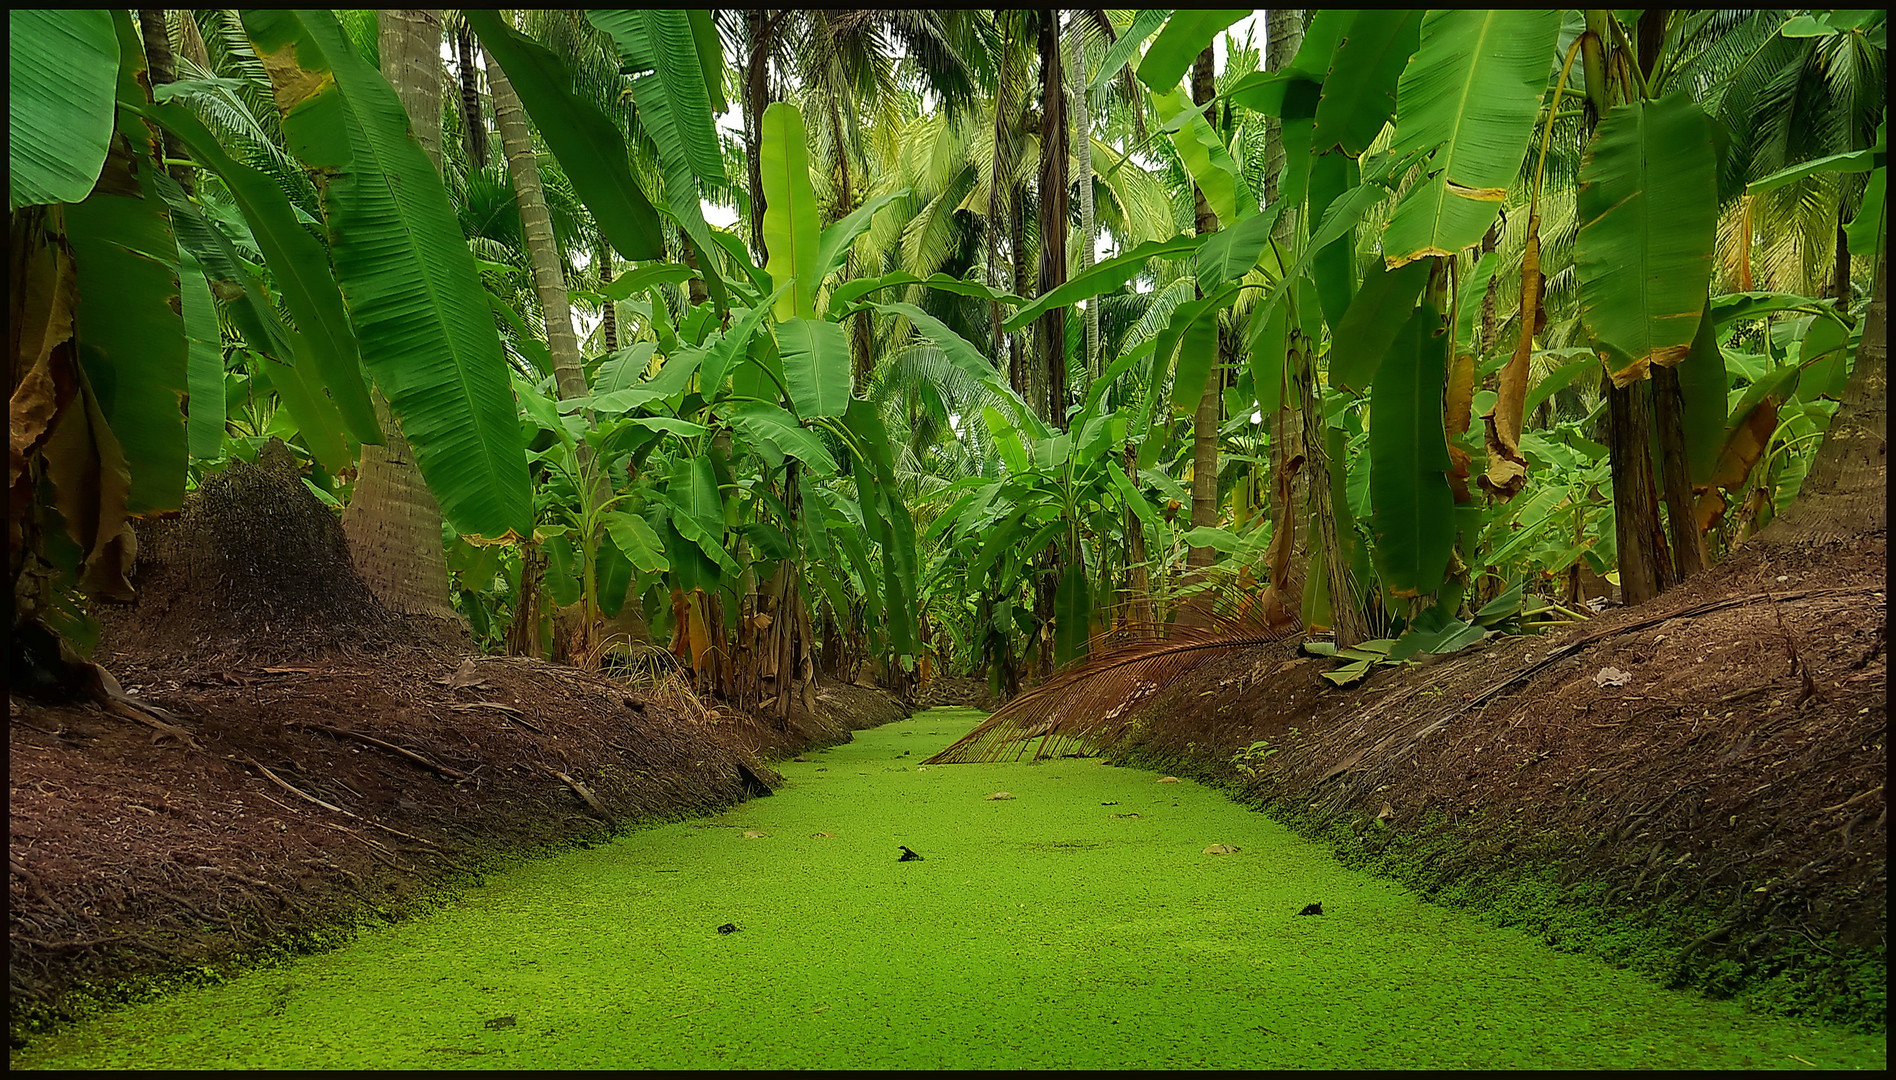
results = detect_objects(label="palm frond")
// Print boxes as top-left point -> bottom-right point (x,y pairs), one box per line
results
923,607 -> 1300,764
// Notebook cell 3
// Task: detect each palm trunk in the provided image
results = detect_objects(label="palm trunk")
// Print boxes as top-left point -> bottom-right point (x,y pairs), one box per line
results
988,16 -> 1020,364
1069,17 -> 1098,379
490,28 -> 604,657
596,235 -> 617,353
1181,45 -> 1222,628
343,9 -> 463,634
745,9 -> 773,266
1753,225 -> 1886,546
137,11 -> 193,193
455,17 -> 488,169
1035,10 -> 1071,430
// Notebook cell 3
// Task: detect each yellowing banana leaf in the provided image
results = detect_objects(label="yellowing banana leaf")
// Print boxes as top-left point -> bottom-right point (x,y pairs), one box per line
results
1383,10 -> 1561,263
1576,93 -> 1719,385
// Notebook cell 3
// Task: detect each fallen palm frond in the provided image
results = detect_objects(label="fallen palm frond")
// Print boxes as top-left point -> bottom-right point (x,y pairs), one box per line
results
923,610 -> 1301,764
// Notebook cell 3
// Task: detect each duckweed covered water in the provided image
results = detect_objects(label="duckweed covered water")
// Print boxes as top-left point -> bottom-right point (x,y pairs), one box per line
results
12,709 -> 1885,1070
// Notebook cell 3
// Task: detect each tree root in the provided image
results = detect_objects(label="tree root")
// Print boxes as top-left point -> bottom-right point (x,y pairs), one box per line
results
284,720 -> 472,782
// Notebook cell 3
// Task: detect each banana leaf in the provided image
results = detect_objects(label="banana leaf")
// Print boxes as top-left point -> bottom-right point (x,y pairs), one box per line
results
465,10 -> 663,261
8,9 -> 118,209
1383,10 -> 1561,263
1576,93 -> 1719,385
242,10 -> 531,540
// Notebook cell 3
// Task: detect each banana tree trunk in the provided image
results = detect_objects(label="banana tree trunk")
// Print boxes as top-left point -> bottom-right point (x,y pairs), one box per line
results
343,8 -> 463,634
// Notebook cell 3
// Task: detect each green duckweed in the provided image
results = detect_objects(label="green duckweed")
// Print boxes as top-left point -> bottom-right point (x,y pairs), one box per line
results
10,709 -> 1885,1070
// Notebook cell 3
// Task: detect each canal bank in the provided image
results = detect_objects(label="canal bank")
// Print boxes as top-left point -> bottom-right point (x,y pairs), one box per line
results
11,708 -> 1884,1069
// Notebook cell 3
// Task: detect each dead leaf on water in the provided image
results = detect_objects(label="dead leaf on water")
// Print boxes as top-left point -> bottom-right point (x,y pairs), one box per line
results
810,832 -> 834,839
741,830 -> 767,839
985,791 -> 1015,801
1157,776 -> 1180,784
1203,844 -> 1241,855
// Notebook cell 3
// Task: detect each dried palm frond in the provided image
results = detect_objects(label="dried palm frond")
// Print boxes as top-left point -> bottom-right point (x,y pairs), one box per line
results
923,609 -> 1300,765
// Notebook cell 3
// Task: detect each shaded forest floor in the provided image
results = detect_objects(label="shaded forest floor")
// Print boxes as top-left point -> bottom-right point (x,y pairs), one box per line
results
1105,534 -> 1886,1032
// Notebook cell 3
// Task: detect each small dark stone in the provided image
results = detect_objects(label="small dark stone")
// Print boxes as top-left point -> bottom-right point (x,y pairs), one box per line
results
1297,902 -> 1324,917
898,845 -> 925,862
717,922 -> 738,934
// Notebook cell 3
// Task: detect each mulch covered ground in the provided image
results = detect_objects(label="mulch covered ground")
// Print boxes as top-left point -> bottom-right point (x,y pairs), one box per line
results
1106,533 -> 1886,1030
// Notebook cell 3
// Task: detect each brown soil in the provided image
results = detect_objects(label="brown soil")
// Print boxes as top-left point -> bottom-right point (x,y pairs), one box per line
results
7,461 -> 909,1047
1106,533 -> 1886,1030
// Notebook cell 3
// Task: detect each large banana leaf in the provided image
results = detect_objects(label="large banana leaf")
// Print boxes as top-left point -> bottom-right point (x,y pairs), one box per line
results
1136,10 -> 1250,91
1575,93 -> 1719,385
152,176 -> 353,470
1196,204 -> 1283,292
1311,10 -> 1422,156
725,401 -> 838,475
760,102 -> 821,321
773,317 -> 852,419
63,11 -> 187,516
844,400 -> 919,657
146,103 -> 381,447
1368,309 -> 1454,597
1383,10 -> 1560,263
465,10 -> 663,261
1327,258 -> 1431,392
8,10 -> 118,209
242,10 -> 530,540
1054,560 -> 1093,667
813,190 -> 908,287
700,281 -> 791,395
67,173 -> 188,516
1092,9 -> 1170,92
1307,153 -> 1361,328
587,10 -> 729,310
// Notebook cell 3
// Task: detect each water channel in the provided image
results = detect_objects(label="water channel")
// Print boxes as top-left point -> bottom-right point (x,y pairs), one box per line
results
12,708 -> 1884,1069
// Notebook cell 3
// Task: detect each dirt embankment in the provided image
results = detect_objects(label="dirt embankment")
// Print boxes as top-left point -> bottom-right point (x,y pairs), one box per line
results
1102,535 -> 1886,1032
8,459 -> 910,1047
